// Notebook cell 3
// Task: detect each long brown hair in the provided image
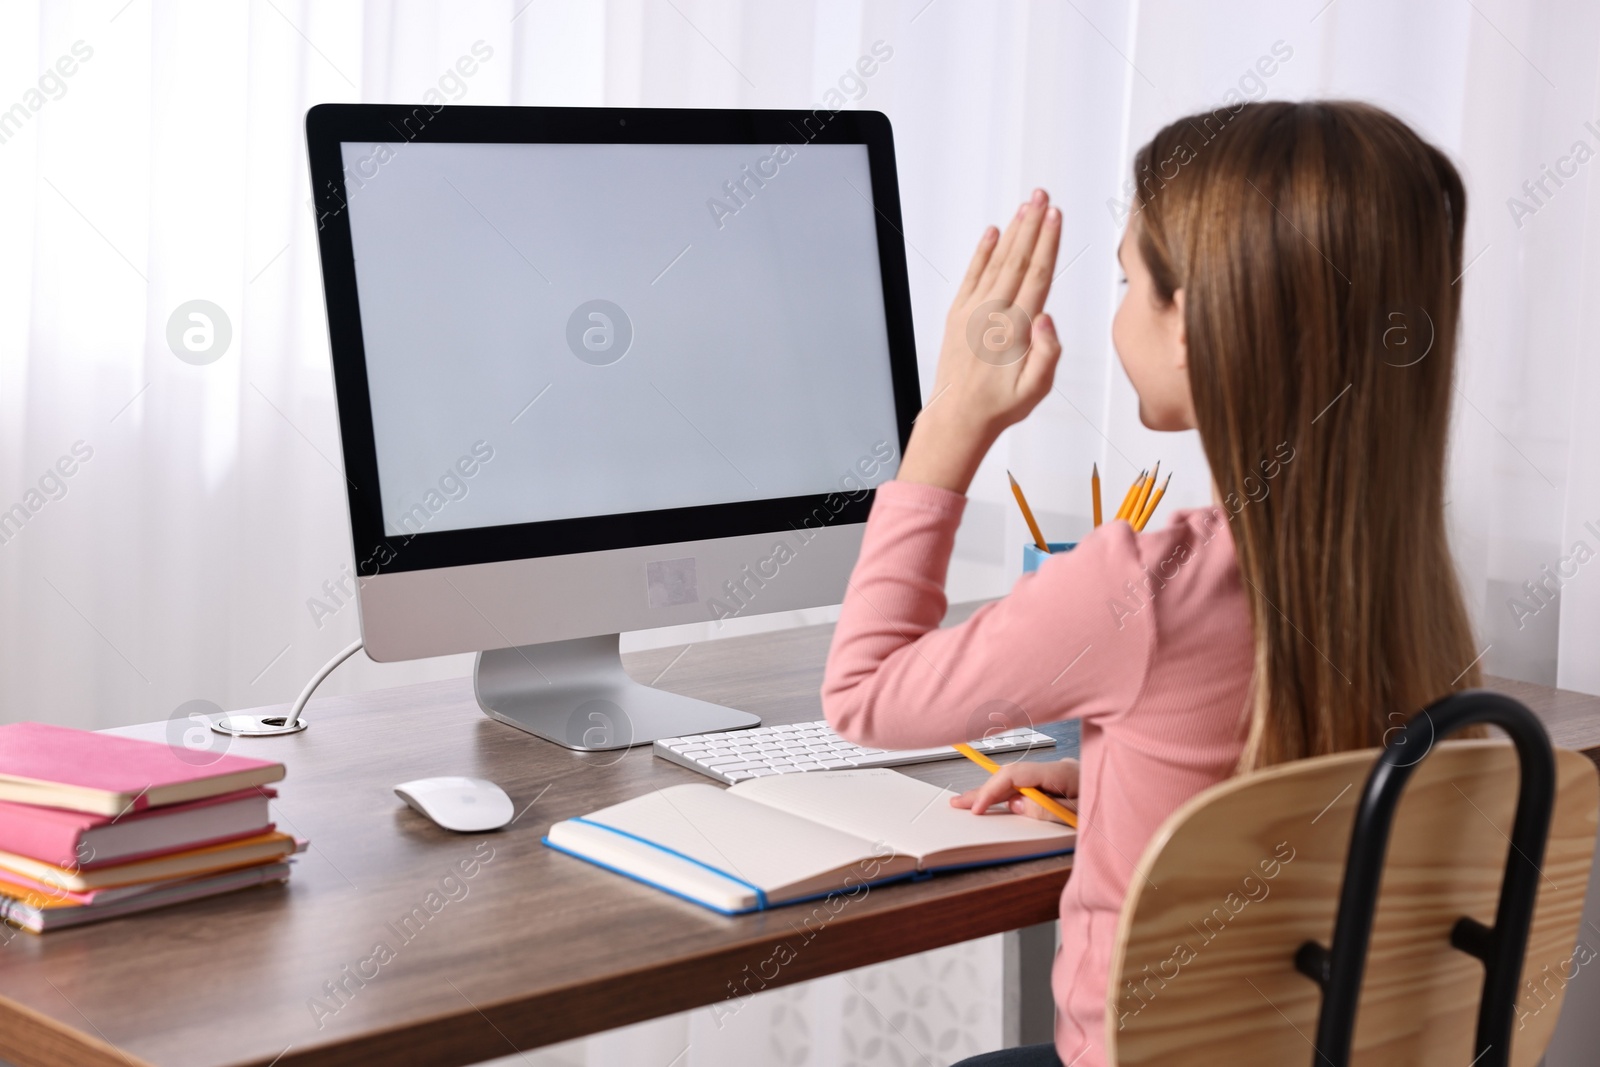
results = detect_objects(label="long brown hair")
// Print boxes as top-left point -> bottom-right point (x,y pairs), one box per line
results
1130,100 -> 1481,770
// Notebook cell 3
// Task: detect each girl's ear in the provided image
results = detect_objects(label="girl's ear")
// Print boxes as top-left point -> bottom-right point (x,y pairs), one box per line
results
1171,287 -> 1189,371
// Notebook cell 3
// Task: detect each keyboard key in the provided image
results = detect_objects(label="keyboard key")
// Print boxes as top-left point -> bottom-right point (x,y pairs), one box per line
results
725,770 -> 757,781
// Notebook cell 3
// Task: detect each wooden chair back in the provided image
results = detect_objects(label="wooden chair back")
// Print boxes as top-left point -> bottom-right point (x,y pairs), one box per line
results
1107,740 -> 1599,1065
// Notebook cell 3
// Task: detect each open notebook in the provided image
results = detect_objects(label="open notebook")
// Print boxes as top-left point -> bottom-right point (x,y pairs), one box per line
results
544,768 -> 1075,914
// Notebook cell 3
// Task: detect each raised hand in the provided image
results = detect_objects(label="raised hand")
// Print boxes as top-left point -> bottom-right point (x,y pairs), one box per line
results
897,188 -> 1063,494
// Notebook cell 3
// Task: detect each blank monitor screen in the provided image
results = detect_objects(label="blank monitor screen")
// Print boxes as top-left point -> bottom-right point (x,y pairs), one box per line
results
338,141 -> 902,538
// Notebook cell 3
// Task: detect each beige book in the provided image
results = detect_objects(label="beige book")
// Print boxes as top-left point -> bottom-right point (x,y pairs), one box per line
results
545,768 -> 1074,913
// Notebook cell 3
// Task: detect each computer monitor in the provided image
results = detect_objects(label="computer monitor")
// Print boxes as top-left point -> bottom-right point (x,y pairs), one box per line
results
305,104 -> 920,750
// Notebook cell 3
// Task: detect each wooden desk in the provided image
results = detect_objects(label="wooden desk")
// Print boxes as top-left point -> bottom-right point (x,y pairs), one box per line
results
1,601 -> 1596,1067
0,607 -> 1076,1067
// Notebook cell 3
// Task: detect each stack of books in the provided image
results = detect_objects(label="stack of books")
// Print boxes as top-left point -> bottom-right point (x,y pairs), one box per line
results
0,722 -> 300,933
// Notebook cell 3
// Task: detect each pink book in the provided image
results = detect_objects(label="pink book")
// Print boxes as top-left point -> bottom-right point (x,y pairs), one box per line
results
0,722 -> 285,816
0,788 -> 276,869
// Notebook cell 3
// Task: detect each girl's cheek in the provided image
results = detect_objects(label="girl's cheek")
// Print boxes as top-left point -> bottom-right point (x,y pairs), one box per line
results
1110,303 -> 1129,360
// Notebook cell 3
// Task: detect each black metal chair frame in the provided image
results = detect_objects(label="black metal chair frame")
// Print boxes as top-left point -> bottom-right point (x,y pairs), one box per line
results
1292,689 -> 1557,1067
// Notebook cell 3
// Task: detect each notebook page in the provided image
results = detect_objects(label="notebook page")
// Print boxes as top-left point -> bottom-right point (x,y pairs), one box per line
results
730,768 -> 1073,867
552,783 -> 889,904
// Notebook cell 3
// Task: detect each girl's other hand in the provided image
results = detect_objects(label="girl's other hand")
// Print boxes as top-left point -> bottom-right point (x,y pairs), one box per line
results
950,757 -> 1080,824
897,188 -> 1063,494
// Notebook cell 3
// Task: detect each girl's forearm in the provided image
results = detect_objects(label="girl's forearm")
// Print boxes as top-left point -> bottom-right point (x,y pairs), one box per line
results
894,409 -> 997,495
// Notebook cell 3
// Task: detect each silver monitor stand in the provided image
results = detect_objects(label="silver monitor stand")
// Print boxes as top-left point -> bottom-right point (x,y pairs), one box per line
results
474,634 -> 759,751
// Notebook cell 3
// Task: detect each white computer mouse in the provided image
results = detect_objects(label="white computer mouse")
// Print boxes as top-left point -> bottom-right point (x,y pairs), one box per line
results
393,776 -> 515,832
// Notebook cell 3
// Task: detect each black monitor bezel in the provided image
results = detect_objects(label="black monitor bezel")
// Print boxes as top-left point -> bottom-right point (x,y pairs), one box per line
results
305,103 -> 920,577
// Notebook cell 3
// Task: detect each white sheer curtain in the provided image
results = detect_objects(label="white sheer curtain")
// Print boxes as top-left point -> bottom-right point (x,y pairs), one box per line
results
3,0 -> 1599,1063
6,0 -> 1595,748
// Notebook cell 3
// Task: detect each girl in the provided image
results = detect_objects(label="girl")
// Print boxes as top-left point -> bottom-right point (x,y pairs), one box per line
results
821,100 -> 1481,1067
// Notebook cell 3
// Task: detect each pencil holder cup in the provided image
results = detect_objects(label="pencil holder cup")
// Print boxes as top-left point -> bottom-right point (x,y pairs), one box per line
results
1022,542 -> 1076,574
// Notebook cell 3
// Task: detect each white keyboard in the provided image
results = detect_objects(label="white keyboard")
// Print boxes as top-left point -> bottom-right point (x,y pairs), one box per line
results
652,721 -> 1056,784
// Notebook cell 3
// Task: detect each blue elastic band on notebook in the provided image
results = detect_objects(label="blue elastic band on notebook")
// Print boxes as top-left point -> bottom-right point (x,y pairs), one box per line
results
924,844 -> 1075,875
570,816 -> 770,911
543,837 -> 752,915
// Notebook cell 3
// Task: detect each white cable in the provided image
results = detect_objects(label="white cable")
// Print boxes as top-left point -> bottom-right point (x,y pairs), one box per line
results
287,638 -> 364,727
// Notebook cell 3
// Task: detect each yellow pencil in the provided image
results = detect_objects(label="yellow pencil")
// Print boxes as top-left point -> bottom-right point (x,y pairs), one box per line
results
1007,471 -> 1050,553
1117,470 -> 1147,521
1129,461 -> 1159,524
1113,469 -> 1146,521
1133,473 -> 1171,531
954,743 -> 1078,828
1091,463 -> 1102,528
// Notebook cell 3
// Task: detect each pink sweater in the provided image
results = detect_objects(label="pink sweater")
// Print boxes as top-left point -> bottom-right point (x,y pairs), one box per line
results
822,479 -> 1254,1066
